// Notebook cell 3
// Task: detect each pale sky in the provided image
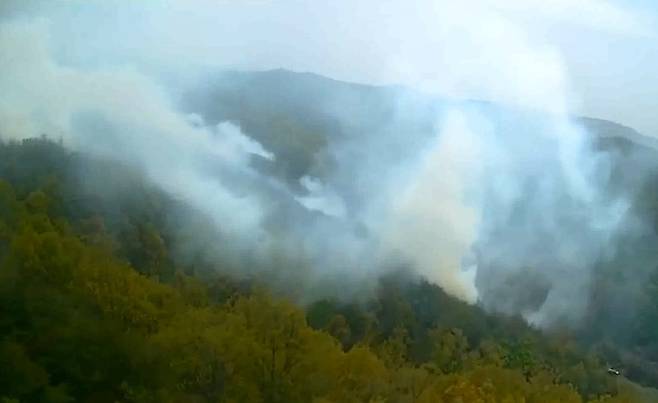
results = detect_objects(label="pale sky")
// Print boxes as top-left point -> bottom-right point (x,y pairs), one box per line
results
2,0 -> 657,135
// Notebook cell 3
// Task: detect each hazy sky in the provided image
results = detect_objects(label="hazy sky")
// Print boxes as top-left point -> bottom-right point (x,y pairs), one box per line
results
2,0 -> 657,135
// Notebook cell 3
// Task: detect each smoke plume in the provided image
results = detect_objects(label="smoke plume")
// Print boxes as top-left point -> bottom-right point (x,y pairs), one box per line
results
0,0 -> 646,326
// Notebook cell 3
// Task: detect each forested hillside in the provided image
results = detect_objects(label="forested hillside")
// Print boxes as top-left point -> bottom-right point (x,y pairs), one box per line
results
183,70 -> 658,387
3,0 -> 658,400
1,136 -> 657,402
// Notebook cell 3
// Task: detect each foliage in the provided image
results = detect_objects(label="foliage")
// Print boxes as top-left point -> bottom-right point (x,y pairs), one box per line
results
0,138 -> 655,402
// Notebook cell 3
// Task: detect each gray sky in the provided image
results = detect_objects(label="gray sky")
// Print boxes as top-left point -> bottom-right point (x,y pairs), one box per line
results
3,0 -> 657,135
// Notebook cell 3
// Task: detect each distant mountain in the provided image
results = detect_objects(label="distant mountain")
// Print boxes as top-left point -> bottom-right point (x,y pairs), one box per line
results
181,69 -> 440,187
182,69 -> 656,173
579,117 -> 656,146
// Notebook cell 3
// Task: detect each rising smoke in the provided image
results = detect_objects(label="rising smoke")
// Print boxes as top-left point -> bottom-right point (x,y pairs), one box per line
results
0,0 -> 644,327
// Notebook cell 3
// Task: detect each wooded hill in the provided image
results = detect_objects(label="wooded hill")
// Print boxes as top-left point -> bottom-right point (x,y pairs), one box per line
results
3,70 -> 658,402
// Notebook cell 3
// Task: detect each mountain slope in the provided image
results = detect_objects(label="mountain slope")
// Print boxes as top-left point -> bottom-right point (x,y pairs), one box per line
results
180,69 -> 658,390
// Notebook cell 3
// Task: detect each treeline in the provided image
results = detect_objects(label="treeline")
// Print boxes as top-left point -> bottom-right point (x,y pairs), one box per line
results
0,137 -> 653,402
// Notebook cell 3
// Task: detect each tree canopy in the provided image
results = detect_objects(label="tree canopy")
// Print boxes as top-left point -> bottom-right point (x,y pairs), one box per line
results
1,137 -> 657,402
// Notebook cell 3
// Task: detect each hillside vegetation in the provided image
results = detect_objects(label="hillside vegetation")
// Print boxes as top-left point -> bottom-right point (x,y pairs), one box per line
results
1,135 -> 656,402
3,71 -> 658,402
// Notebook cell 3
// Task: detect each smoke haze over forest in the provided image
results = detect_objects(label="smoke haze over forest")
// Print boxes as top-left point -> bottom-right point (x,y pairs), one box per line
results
3,0 -> 658,329
5,1 -> 658,401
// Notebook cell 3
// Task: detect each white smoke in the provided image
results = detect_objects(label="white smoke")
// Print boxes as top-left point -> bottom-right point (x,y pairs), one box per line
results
296,176 -> 347,218
379,110 -> 485,302
0,0 -> 642,325
0,20 -> 268,242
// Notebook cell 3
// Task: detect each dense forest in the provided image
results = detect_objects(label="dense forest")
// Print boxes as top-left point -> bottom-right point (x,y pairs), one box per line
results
4,0 -> 658,399
1,134 -> 658,402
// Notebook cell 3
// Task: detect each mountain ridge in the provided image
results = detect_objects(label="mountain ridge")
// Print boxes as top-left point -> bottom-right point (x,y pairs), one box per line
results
189,68 -> 655,147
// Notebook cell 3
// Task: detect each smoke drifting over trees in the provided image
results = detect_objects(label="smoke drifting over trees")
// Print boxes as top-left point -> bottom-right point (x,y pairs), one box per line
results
5,1 -> 658,401
2,1 -> 648,328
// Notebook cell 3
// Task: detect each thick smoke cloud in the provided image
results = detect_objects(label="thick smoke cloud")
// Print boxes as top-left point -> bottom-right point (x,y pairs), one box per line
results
0,21 -> 269,242
379,111 -> 485,302
0,1 -> 643,326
